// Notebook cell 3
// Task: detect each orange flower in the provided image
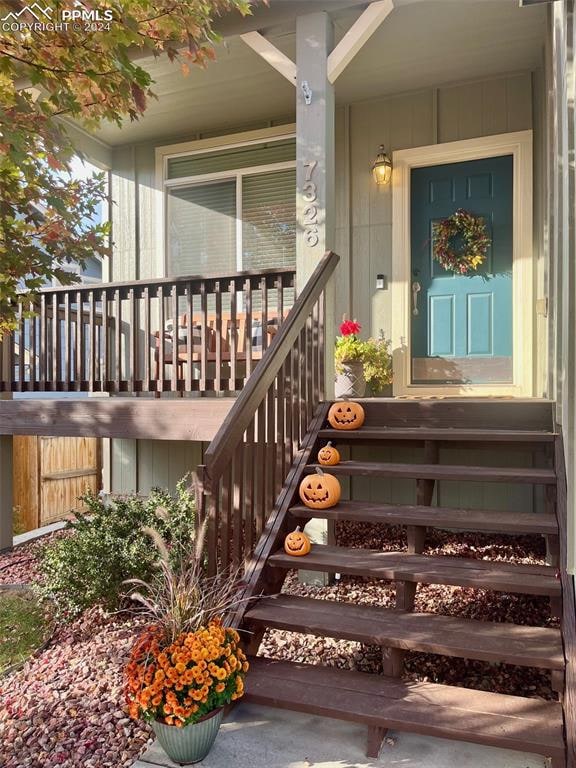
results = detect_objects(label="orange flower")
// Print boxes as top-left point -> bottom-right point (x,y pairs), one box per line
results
125,621 -> 249,724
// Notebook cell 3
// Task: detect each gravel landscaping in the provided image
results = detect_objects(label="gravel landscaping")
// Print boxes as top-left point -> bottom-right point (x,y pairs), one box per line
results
0,531 -> 69,586
0,607 -> 152,768
0,521 -> 559,767
0,537 -> 153,768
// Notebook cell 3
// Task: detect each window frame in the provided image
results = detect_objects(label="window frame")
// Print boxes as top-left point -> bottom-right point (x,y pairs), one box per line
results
156,126 -> 296,278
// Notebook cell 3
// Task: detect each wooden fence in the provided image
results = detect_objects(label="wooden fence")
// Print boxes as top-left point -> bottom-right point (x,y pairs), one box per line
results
13,436 -> 102,531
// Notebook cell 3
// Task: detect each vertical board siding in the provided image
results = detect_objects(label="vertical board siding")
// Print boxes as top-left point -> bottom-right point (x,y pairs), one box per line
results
339,73 -> 535,508
111,439 -> 204,496
137,440 -> 203,495
342,73 -> 533,338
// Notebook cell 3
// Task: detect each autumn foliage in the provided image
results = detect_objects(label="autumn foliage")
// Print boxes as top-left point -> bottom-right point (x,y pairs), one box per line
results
0,0 -> 252,334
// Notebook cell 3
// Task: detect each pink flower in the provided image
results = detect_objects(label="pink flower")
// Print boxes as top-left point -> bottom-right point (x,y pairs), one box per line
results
339,320 -> 361,336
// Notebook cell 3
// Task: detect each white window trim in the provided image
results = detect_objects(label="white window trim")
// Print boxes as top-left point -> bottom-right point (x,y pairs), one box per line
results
391,130 -> 534,398
155,125 -> 296,278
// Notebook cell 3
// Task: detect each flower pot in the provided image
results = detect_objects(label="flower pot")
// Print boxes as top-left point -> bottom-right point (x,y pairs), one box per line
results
335,361 -> 366,398
152,708 -> 224,765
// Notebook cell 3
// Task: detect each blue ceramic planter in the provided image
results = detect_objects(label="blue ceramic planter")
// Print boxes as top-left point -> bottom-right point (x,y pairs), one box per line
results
152,708 -> 224,765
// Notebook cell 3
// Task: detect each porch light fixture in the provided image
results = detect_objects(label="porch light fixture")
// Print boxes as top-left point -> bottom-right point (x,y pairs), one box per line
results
372,145 -> 392,185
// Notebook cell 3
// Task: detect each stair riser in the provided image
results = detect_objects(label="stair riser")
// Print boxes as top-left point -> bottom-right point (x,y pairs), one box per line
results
289,506 -> 558,535
305,464 -> 557,484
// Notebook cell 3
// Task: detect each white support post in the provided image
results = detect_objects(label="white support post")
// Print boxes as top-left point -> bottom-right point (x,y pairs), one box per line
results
296,12 -> 335,289
240,32 -> 297,85
296,12 -> 336,587
327,0 -> 394,84
296,12 -> 336,403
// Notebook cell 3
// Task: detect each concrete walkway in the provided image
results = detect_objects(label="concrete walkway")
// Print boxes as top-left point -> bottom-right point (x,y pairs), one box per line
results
134,703 -> 547,768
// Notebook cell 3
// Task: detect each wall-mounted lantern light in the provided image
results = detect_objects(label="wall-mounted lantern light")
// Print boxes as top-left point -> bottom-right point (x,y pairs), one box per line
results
371,145 -> 392,185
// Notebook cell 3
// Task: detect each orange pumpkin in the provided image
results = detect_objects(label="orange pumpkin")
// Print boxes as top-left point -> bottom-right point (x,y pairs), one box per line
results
284,526 -> 311,557
328,400 -> 365,431
299,468 -> 341,509
317,441 -> 340,466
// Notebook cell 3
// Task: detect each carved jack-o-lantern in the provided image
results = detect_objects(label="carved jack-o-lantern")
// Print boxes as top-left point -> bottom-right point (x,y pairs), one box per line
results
299,468 -> 341,509
317,441 -> 340,466
328,400 -> 365,431
284,526 -> 311,557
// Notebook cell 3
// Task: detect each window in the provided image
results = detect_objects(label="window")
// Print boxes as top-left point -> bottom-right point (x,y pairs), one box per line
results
165,137 -> 296,277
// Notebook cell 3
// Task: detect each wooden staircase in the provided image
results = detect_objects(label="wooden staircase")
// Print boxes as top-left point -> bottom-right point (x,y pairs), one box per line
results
238,399 -> 570,767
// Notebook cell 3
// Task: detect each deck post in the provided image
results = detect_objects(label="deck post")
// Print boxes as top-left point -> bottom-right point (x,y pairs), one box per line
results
0,430 -> 13,551
295,11 -> 336,401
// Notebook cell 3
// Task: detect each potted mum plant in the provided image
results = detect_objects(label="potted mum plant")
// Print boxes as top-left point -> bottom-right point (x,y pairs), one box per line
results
124,521 -> 249,765
335,318 -> 393,397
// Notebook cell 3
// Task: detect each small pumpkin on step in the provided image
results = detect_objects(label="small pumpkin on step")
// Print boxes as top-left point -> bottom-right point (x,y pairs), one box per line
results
284,526 -> 311,557
298,468 -> 341,510
328,399 -> 365,431
317,441 -> 340,466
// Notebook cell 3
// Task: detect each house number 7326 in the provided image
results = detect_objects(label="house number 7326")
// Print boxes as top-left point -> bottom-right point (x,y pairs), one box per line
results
302,160 -> 319,247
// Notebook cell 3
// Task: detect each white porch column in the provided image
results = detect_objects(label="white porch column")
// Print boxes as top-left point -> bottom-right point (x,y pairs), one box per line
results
295,14 -> 336,584
296,12 -> 335,286
296,12 -> 336,400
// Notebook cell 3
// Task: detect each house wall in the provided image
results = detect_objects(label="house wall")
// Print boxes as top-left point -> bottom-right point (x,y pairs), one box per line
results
546,1 -> 576,573
108,69 -> 545,501
334,71 -> 543,389
110,438 -> 204,495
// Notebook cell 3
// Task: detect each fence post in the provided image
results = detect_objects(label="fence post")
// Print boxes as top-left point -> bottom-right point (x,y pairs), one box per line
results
0,432 -> 13,551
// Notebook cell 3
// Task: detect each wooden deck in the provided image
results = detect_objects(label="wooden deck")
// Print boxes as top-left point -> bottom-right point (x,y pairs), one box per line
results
0,398 -> 234,441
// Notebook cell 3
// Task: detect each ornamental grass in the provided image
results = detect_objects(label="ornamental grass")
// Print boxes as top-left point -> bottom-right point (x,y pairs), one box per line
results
124,490 -> 251,728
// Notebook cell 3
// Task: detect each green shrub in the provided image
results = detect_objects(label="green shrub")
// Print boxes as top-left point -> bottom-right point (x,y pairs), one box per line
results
35,477 -> 196,620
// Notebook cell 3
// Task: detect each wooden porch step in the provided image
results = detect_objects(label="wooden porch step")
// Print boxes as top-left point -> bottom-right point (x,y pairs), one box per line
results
306,461 -> 557,484
289,501 -> 558,535
245,595 -> 564,669
319,427 -> 556,443
245,657 -> 564,760
268,545 -> 561,597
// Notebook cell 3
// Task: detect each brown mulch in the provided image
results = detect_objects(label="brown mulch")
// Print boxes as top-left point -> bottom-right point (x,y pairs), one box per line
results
0,530 -> 70,586
258,524 -> 559,702
0,532 -> 152,768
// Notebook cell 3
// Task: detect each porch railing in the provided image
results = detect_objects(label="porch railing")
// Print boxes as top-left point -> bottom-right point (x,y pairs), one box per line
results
198,250 -> 339,576
0,267 -> 296,395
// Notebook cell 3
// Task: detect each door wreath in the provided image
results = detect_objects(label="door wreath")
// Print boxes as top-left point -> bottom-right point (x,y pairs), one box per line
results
433,208 -> 491,275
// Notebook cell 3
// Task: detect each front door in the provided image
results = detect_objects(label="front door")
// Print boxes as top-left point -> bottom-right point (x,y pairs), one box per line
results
410,155 -> 513,387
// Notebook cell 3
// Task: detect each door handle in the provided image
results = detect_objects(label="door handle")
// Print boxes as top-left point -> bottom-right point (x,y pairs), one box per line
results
412,281 -> 421,316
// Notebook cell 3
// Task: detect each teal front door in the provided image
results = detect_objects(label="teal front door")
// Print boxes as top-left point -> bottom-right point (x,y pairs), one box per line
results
410,155 -> 513,385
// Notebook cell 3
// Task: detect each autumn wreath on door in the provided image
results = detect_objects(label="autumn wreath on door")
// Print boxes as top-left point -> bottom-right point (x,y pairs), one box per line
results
433,208 -> 491,275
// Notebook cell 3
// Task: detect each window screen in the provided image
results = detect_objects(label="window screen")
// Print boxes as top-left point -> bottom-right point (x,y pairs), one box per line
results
167,138 -> 295,180
167,179 -> 236,277
242,169 -> 296,272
